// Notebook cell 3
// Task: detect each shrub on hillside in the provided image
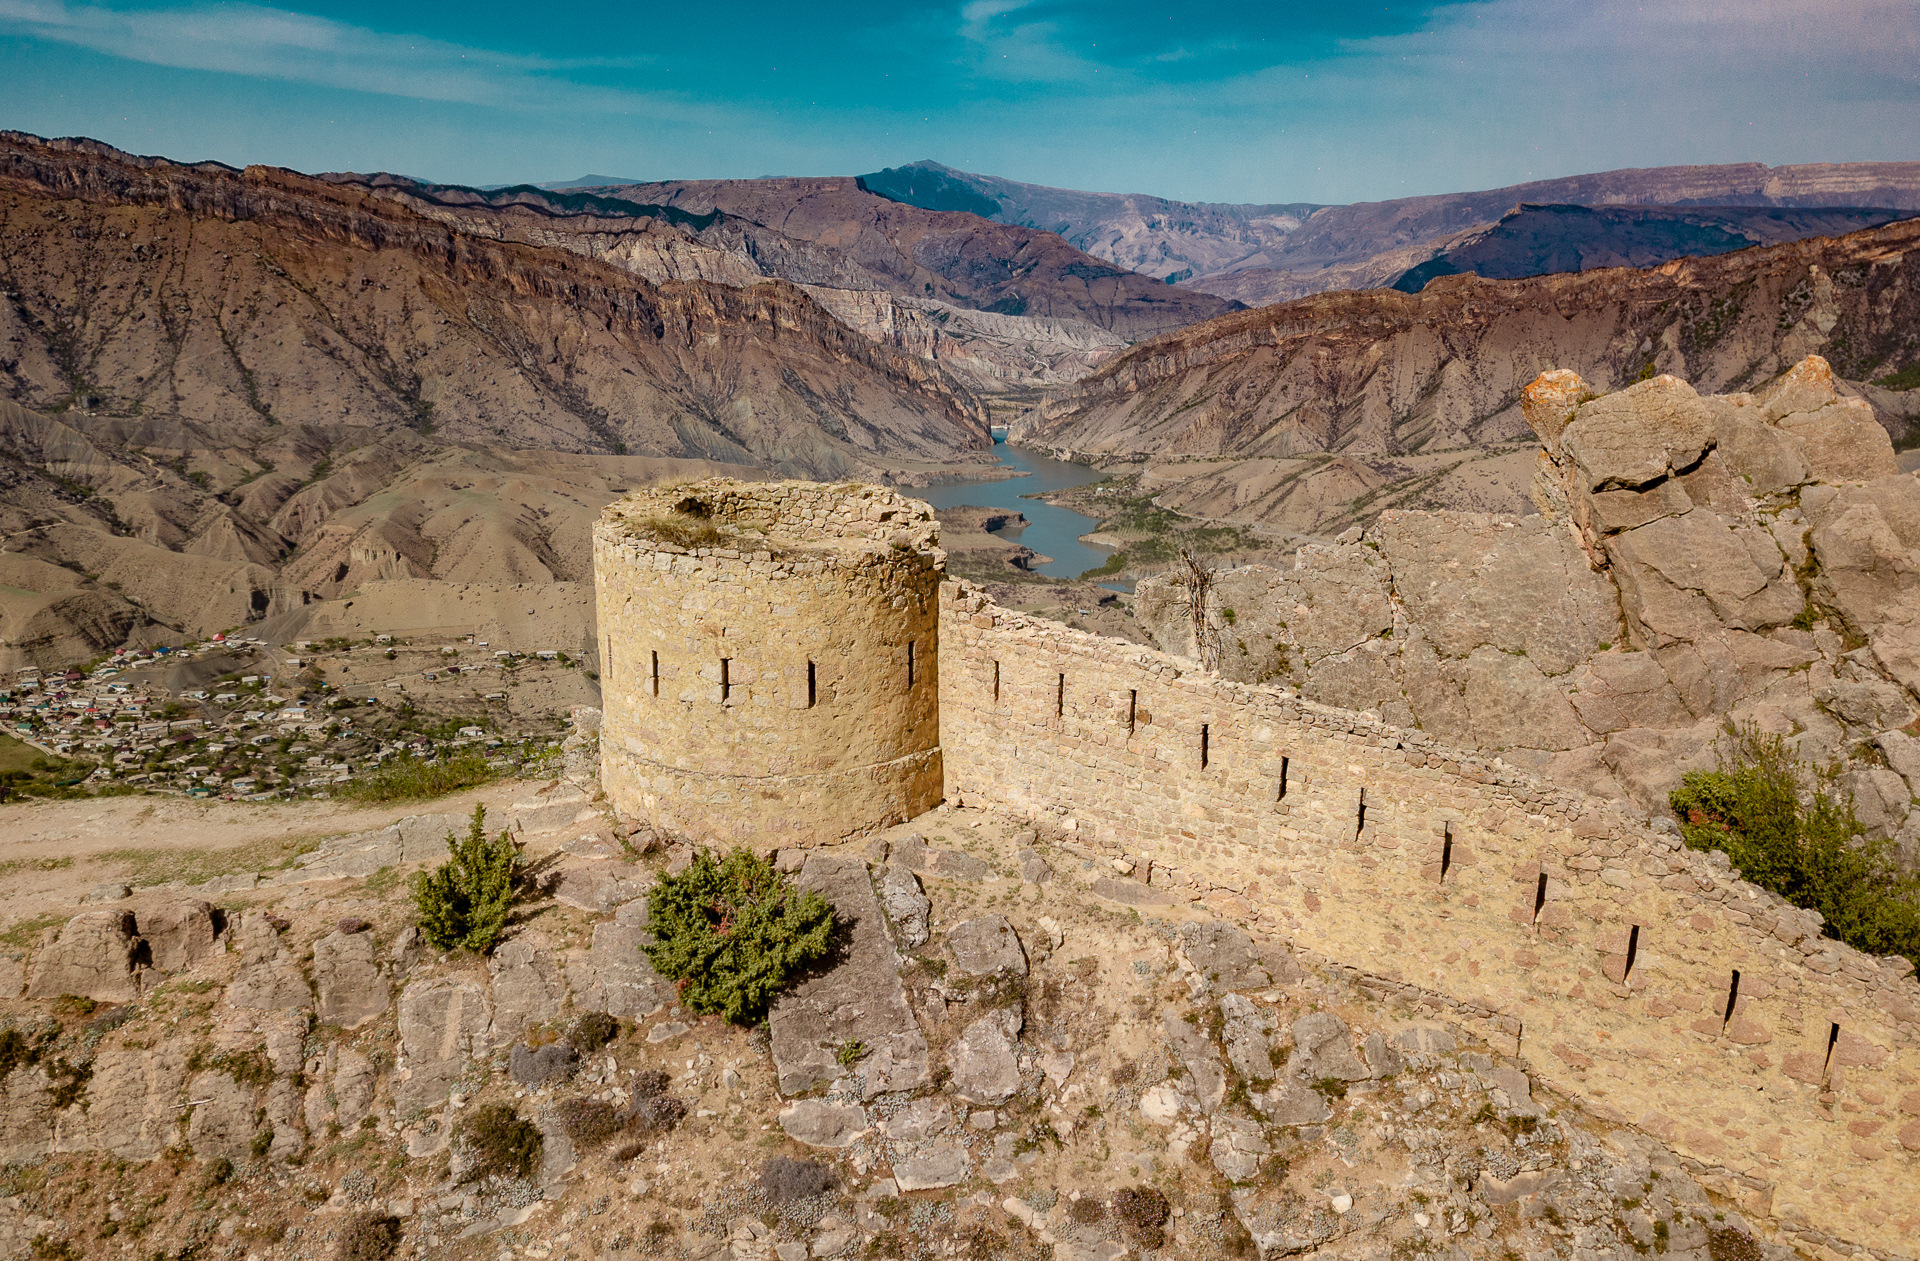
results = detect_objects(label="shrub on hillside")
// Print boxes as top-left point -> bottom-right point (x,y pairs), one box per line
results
338,750 -> 497,804
1112,1187 -> 1171,1249
758,1156 -> 834,1202
1670,722 -> 1920,969
334,1212 -> 401,1261
411,805 -> 522,954
568,1010 -> 618,1052
456,1103 -> 543,1183
642,848 -> 836,1023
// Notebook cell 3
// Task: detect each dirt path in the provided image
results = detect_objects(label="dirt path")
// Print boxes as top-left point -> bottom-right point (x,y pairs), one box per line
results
0,778 -> 549,936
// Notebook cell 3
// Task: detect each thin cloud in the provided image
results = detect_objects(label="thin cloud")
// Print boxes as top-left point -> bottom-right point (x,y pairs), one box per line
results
0,0 -> 718,120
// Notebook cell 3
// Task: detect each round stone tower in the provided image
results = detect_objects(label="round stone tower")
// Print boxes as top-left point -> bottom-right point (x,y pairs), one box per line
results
592,478 -> 944,848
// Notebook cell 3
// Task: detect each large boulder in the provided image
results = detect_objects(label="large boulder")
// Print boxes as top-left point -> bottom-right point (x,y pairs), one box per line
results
185,1071 -> 262,1163
313,929 -> 389,1029
226,912 -> 312,1011
1560,375 -> 1717,493
25,912 -> 142,1002
394,977 -> 491,1115
52,1042 -> 187,1160
564,900 -> 668,1020
1759,358 -> 1898,482
947,1007 -> 1022,1106
1372,512 -> 1616,674
136,901 -> 221,972
487,936 -> 567,1046
945,915 -> 1027,978
1290,1012 -> 1368,1082
769,853 -> 929,1098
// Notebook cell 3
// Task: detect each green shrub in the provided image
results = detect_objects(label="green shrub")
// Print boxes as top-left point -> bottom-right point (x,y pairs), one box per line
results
338,751 -> 497,804
457,1103 -> 542,1182
642,848 -> 836,1023
410,805 -> 522,954
1671,722 -> 1920,969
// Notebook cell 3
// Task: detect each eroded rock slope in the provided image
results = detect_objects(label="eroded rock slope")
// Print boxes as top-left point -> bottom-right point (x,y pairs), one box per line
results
1138,357 -> 1920,863
0,791 -> 1863,1261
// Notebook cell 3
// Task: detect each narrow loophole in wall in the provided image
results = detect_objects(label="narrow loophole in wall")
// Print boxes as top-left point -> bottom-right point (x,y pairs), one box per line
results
649,651 -> 659,698
1127,689 -> 1137,736
1056,673 -> 1065,718
1354,788 -> 1367,841
1824,1022 -> 1841,1074
992,660 -> 1000,702
1439,824 -> 1454,883
907,641 -> 916,688
605,637 -> 613,682
1276,756 -> 1290,802
1200,724 -> 1210,769
807,660 -> 816,709
1622,924 -> 1641,984
1721,969 -> 1741,1030
719,657 -> 731,702
1532,871 -> 1549,925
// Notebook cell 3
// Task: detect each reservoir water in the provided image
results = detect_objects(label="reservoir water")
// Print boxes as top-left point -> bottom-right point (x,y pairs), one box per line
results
912,442 -> 1113,580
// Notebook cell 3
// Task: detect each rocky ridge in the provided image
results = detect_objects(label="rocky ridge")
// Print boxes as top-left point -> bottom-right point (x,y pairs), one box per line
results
1135,356 -> 1920,866
0,131 -> 1007,662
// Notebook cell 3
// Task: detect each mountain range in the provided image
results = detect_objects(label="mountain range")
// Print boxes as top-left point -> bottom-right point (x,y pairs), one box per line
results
4,128 -> 1920,667
860,158 -> 1920,303
1018,216 -> 1920,538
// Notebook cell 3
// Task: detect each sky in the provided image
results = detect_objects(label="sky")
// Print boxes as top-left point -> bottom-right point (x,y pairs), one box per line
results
0,0 -> 1916,205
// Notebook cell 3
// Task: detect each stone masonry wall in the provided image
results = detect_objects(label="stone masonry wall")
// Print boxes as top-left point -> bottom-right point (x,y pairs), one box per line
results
938,579 -> 1920,1259
594,480 -> 944,846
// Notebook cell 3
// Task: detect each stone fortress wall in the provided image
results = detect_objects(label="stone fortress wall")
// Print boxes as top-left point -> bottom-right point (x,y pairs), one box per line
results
594,471 -> 1920,1258
593,479 -> 945,846
935,579 -> 1920,1259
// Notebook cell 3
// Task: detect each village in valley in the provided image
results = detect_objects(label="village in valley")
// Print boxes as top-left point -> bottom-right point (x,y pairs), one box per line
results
0,633 -> 601,802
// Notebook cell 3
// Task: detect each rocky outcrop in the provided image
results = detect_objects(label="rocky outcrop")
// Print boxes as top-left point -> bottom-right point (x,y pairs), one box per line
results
394,976 -> 492,1115
23,910 -> 143,1002
1136,356 -> 1920,862
767,853 -> 930,1098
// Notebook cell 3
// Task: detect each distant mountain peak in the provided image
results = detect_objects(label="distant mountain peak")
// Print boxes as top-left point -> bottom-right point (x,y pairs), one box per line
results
538,174 -> 646,190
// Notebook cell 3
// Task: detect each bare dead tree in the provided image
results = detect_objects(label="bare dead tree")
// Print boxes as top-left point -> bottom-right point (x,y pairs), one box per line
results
1171,545 -> 1223,671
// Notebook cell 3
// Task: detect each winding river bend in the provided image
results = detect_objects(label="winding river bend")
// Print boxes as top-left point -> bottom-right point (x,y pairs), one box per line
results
914,442 -> 1113,580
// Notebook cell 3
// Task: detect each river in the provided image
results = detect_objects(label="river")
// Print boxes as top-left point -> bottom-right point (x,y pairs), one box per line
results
912,442 -> 1114,580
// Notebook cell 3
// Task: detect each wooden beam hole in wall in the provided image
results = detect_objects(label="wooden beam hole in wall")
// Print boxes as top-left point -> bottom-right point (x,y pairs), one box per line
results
1276,756 -> 1290,802
1127,689 -> 1137,736
719,657 -> 731,702
650,651 -> 659,697
807,660 -> 816,709
1439,823 -> 1454,883
1622,923 -> 1641,984
1200,724 -> 1210,769
1532,871 -> 1548,926
1721,969 -> 1741,1030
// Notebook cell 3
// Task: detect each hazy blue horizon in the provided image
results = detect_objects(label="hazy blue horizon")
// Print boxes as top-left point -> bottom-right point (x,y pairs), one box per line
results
1,1 -> 1916,206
